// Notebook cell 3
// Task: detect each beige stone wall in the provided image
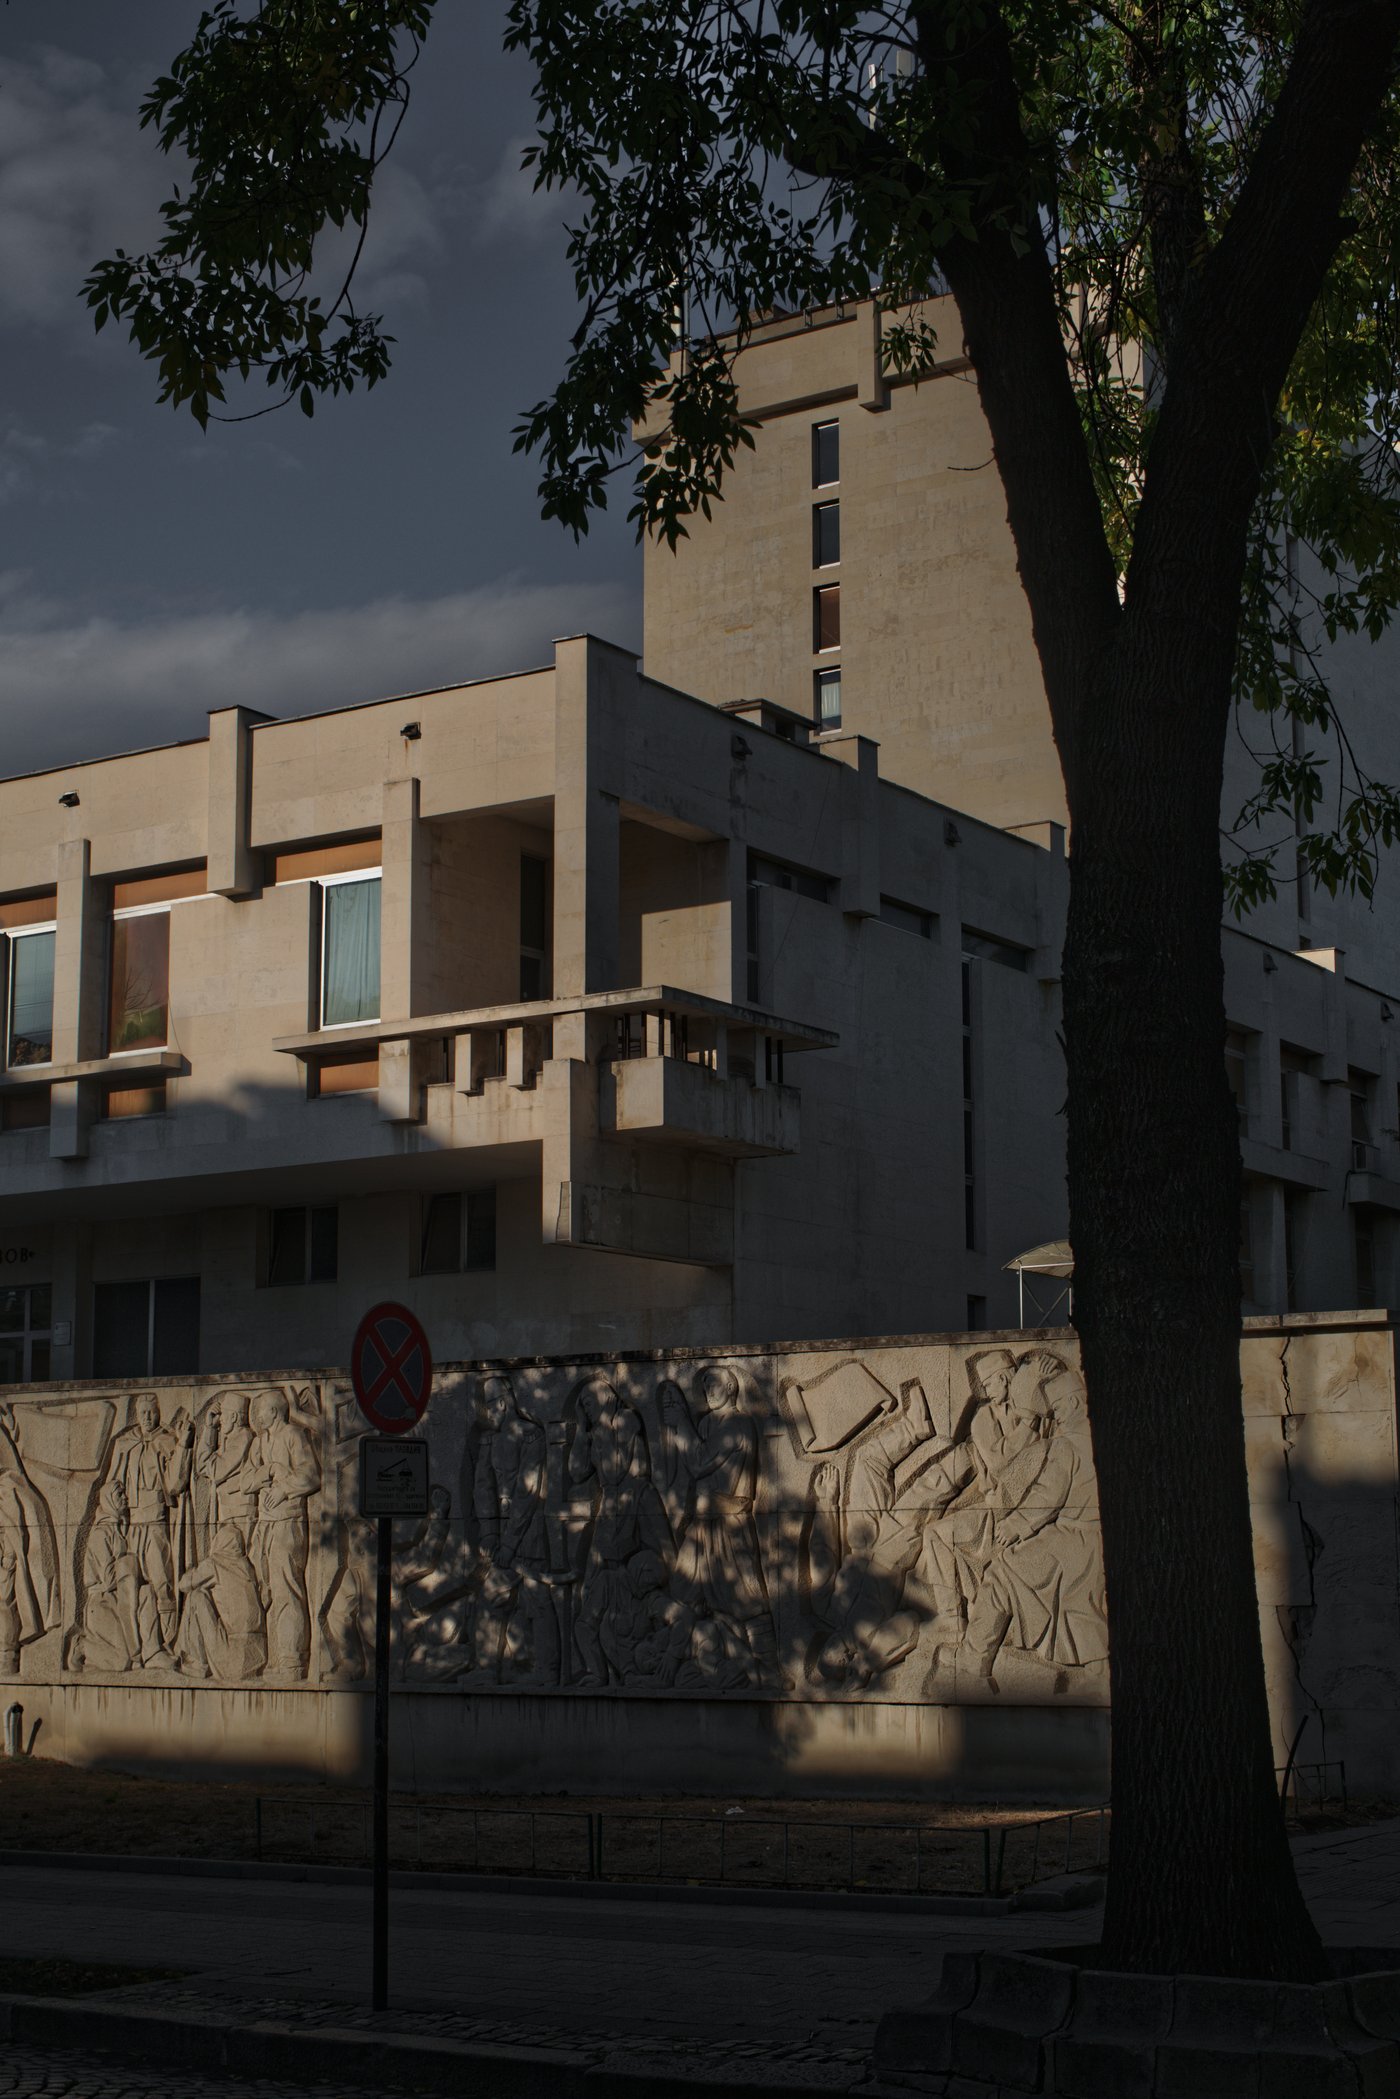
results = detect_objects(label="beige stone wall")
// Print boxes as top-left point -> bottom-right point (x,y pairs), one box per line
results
0,1315 -> 1392,1800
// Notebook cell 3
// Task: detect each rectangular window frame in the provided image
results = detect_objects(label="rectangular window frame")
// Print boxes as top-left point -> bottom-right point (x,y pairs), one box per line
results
812,420 -> 840,488
5,921 -> 56,1070
108,902 -> 172,1057
814,667 -> 842,730
812,501 -> 840,568
92,1276 -> 199,1379
0,1281 -> 53,1385
266,1204 -> 339,1287
317,869 -> 383,1032
813,582 -> 841,654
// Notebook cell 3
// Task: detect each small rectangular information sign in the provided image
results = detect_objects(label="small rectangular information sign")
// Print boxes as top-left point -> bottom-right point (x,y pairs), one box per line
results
359,1435 -> 429,1518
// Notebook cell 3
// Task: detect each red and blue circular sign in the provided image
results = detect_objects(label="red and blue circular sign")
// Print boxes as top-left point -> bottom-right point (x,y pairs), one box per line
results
351,1301 -> 433,1434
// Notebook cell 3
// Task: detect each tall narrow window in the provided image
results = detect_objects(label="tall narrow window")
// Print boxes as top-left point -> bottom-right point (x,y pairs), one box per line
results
420,1193 -> 462,1275
813,584 -> 841,652
812,420 -> 839,487
465,1187 -> 497,1271
109,911 -> 170,1052
0,1282 -> 52,1384
520,854 -> 549,1000
1224,1028 -> 1249,1126
267,1205 -> 339,1286
1280,1045 -> 1313,1153
812,502 -> 840,567
320,875 -> 381,1028
7,929 -> 54,1067
961,955 -> 977,1251
1284,1192 -> 1305,1311
1239,1189 -> 1256,1305
1350,1069 -> 1375,1169
814,667 -> 842,729
1355,1211 -> 1378,1306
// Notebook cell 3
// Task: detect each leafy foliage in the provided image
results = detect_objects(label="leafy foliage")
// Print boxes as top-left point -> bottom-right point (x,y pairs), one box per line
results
84,1 -> 439,427
93,1 -> 1400,903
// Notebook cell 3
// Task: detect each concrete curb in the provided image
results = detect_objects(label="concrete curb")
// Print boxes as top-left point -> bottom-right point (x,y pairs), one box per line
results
0,1993 -> 868,2098
0,1845 -> 1017,1917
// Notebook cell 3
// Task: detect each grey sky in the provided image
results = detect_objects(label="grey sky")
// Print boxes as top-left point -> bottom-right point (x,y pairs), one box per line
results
0,3 -> 641,776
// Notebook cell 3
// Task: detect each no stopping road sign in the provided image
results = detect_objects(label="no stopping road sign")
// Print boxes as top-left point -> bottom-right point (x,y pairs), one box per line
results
351,1301 -> 433,1434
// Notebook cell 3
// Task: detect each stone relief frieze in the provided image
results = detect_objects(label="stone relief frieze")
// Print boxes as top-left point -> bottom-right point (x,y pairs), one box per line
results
0,1340 -> 1110,1706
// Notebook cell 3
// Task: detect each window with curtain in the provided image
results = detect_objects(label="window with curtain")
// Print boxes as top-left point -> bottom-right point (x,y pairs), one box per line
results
109,912 -> 170,1051
320,875 -> 381,1027
7,929 -> 54,1066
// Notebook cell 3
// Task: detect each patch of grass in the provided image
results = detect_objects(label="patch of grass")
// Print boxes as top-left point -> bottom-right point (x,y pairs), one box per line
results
0,1957 -> 186,1998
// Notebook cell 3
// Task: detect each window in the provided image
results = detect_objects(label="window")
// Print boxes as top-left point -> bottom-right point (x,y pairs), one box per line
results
749,853 -> 832,903
520,854 -> 549,1001
103,1080 -> 167,1120
812,420 -> 839,487
311,1052 -> 379,1097
880,896 -> 933,938
1,1092 -> 49,1133
813,583 -> 841,653
267,1205 -> 338,1286
813,502 -> 840,568
1283,1191 -> 1305,1312
92,1277 -> 199,1378
1350,1069 -> 1375,1169
814,667 -> 842,730
961,928 -> 1030,972
6,928 -> 54,1067
1280,1045 -> 1313,1152
1355,1210 -> 1378,1306
1239,1188 -> 1256,1305
420,1189 -> 497,1275
962,954 -> 977,1250
320,875 -> 381,1028
1225,1029 -> 1250,1125
966,1295 -> 986,1331
0,1283 -> 51,1384
108,910 -> 170,1052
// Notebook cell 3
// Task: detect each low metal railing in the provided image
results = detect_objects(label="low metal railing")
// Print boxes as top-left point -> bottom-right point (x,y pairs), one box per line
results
1279,1758 -> 1348,1821
251,1795 -> 1110,1898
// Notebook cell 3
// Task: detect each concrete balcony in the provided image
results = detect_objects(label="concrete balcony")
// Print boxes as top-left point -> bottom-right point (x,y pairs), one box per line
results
606,1054 -> 800,1156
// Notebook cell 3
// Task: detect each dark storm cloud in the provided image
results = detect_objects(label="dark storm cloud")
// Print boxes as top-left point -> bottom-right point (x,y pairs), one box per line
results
0,5 -> 641,775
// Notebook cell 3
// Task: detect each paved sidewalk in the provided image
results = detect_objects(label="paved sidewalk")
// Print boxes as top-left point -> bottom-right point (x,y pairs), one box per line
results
0,1820 -> 1396,2094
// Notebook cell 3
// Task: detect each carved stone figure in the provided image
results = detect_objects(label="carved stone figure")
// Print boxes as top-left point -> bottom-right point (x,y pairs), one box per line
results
464,1373 -> 559,1685
0,1406 -> 59,1673
321,1516 -> 376,1680
664,1365 -> 789,1692
69,1480 -> 141,1674
959,1362 -> 1108,1691
595,1547 -> 698,1687
398,1485 -> 476,1674
102,1395 -> 195,1667
246,1392 -> 319,1679
175,1523 -> 267,1681
194,1391 -> 261,1549
570,1373 -> 672,1688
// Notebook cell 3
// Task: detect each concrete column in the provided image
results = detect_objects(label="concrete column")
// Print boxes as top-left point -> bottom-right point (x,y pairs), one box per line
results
380,776 -> 431,1022
821,733 -> 880,919
207,706 -> 269,898
50,838 -> 105,1162
49,1221 -> 92,1379
552,637 -> 626,1002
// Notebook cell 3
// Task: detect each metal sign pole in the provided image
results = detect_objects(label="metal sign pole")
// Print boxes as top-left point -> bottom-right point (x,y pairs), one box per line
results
372,1511 -> 392,2013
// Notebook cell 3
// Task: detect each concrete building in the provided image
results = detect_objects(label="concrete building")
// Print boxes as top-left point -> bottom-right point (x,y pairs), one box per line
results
0,623 -> 1396,1383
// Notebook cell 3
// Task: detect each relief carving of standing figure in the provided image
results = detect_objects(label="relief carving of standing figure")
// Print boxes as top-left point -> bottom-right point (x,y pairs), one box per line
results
102,1395 -> 194,1667
0,1405 -> 59,1673
464,1374 -> 559,1686
569,1374 -> 672,1689
664,1366 -> 790,1693
246,1392 -> 319,1679
194,1392 -> 260,1551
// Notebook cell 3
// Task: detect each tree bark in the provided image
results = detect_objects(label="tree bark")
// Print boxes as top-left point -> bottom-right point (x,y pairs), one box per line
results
1062,616 -> 1323,1978
916,0 -> 1400,1979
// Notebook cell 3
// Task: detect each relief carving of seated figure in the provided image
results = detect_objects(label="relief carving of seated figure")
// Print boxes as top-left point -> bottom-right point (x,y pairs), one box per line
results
595,1548 -> 698,1688
175,1523 -> 267,1682
69,1481 -> 142,1674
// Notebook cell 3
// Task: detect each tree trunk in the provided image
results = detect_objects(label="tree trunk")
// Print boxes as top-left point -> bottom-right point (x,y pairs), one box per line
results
1062,622 -> 1324,1980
